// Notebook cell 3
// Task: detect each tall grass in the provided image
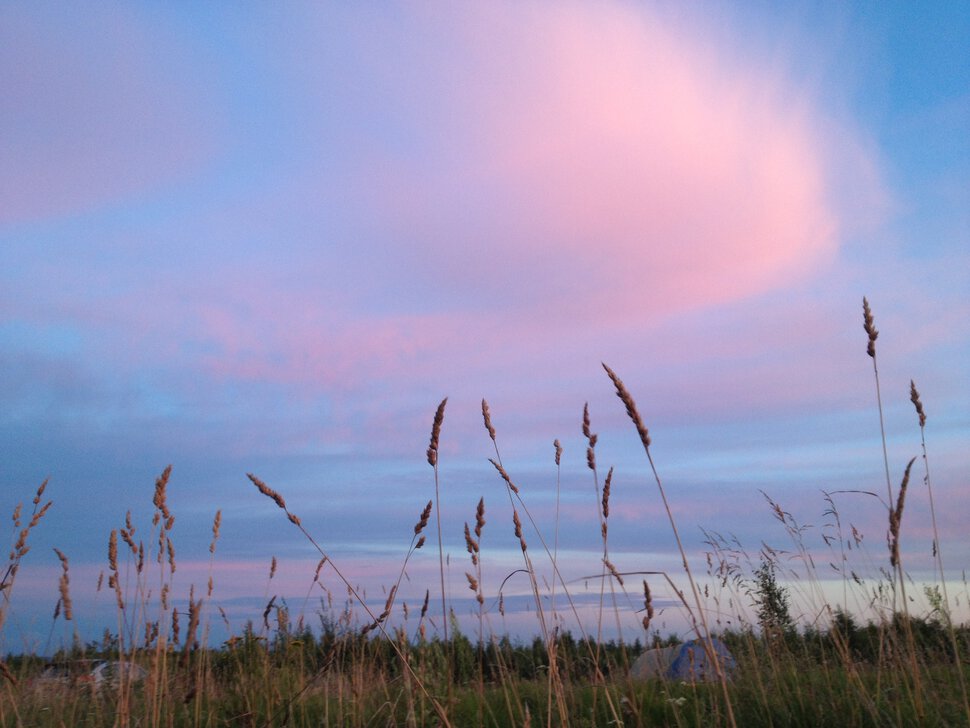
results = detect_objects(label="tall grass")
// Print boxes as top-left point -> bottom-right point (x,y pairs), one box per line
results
1,301 -> 967,727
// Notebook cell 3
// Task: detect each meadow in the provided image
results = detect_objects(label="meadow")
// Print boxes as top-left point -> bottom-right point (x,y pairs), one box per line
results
1,299 -> 967,727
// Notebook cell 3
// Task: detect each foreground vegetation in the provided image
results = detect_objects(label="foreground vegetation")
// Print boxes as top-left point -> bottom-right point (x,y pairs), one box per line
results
2,617 -> 968,727
2,299 -> 967,726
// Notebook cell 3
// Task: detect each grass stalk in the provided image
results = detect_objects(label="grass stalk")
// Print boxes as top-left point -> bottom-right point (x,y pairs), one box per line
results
603,362 -> 738,728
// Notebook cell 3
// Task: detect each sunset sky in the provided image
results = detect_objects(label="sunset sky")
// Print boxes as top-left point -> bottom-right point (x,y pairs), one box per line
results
2,2 -> 968,650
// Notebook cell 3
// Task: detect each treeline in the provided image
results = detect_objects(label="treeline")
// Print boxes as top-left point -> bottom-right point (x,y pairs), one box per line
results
8,608 -> 966,687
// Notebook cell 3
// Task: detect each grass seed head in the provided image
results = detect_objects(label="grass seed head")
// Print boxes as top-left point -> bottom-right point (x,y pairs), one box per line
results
862,297 -> 878,358
602,363 -> 651,449
910,380 -> 927,427
210,509 -> 222,553
108,530 -> 118,572
54,548 -> 72,621
262,596 -> 276,631
28,501 -> 53,529
121,528 -> 137,555
889,457 -> 917,567
489,458 -> 519,494
605,558 -> 624,585
167,538 -> 176,574
313,557 -> 327,583
153,465 -> 173,520
172,607 -> 180,644
414,500 -> 433,535
464,522 -> 479,554
475,497 -> 486,537
426,397 -> 448,466
642,580 -> 654,630
33,479 -> 48,506
247,473 -> 287,511
482,399 -> 497,441
185,586 -> 201,650
602,467 -> 613,519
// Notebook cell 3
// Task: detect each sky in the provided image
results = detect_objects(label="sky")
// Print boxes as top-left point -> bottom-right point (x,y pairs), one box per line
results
1,1 -> 968,652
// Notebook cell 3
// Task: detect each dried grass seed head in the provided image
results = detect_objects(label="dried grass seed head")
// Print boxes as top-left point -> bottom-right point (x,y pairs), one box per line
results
602,363 -> 651,449
602,467 -> 613,519
889,457 -> 916,567
482,399 -> 496,441
121,528 -> 137,555
910,380 -> 927,427
28,501 -> 53,529
464,522 -> 479,554
313,557 -> 327,582
153,465 -> 173,520
166,538 -> 176,574
53,548 -> 68,567
489,458 -> 519,494
426,397 -> 448,466
862,297 -> 878,358
108,530 -> 118,572
475,497 -> 486,537
414,500 -> 433,535
55,549 -> 72,620
33,478 -> 48,506
642,580 -> 655,630
604,558 -> 624,585
210,509 -> 222,553
247,473 -> 287,511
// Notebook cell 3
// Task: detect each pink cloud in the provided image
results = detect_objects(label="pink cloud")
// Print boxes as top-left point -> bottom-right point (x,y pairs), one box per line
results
336,2 -> 848,321
4,2 -> 887,404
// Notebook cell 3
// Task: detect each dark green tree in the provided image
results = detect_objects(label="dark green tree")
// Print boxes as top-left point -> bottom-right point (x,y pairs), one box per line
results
753,557 -> 794,639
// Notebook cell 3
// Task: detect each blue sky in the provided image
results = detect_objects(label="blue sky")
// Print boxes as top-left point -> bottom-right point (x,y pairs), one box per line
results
1,2 -> 967,650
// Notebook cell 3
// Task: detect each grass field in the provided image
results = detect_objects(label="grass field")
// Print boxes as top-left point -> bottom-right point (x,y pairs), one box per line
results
2,299 -> 967,727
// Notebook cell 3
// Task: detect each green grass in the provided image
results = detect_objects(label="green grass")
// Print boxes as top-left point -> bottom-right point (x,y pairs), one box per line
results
4,636 -> 968,727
